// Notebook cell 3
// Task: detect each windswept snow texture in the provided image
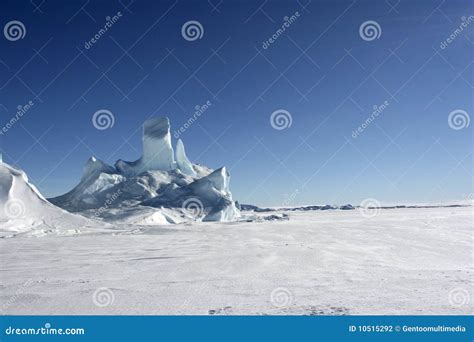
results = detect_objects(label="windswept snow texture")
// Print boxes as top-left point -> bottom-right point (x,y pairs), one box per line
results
49,117 -> 240,222
0,163 -> 104,237
0,207 -> 472,315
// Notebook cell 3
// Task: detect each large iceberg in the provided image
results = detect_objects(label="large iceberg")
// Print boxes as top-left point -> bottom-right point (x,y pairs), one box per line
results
49,117 -> 240,223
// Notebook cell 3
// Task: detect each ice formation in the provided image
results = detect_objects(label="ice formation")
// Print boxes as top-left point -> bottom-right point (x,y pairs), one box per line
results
0,161 -> 100,236
142,166 -> 240,222
175,139 -> 196,177
47,117 -> 240,223
116,117 -> 176,176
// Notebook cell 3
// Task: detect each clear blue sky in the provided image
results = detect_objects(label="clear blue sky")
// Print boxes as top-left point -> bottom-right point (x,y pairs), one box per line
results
0,0 -> 472,206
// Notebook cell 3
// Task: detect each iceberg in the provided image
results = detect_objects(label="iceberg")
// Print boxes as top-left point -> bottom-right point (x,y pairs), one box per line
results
48,117 -> 240,223
175,139 -> 196,176
142,166 -> 240,222
116,117 -> 176,176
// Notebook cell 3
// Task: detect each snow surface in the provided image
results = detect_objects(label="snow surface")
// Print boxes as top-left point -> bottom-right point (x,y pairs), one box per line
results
0,116 -> 471,315
1,207 -> 472,315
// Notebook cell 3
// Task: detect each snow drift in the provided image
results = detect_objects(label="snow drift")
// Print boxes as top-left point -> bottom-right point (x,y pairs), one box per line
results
0,161 -> 103,237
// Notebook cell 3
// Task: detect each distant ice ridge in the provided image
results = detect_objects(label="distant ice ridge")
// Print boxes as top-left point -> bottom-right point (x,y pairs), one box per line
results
49,117 -> 240,223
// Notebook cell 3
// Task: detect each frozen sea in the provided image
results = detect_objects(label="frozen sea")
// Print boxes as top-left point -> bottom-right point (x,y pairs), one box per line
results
0,206 -> 472,315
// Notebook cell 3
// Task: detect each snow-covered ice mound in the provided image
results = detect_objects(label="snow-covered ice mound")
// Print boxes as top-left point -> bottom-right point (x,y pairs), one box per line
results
143,167 -> 240,222
0,162 -> 105,237
49,156 -> 127,212
49,117 -> 241,223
